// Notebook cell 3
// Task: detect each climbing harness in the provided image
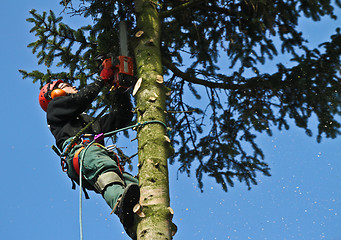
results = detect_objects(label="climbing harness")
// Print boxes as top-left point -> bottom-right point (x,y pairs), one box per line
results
60,119 -> 169,178
57,119 -> 169,174
68,119 -> 169,188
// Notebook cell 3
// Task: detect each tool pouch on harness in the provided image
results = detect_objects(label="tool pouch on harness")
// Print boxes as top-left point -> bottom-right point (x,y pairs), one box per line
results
52,143 -> 94,199
59,143 -> 98,196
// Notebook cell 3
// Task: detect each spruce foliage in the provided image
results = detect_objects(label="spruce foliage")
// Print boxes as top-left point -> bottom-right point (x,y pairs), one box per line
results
23,0 -> 341,192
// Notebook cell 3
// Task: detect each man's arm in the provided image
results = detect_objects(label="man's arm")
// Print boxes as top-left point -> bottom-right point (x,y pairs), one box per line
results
47,80 -> 104,123
98,89 -> 133,133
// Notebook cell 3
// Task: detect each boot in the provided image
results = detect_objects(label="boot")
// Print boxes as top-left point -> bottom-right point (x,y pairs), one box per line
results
115,183 -> 140,239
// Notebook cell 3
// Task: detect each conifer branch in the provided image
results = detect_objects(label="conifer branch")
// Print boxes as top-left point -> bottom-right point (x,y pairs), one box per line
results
43,22 -> 95,47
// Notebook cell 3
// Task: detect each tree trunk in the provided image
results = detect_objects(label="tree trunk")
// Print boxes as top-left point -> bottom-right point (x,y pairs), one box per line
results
133,0 -> 174,239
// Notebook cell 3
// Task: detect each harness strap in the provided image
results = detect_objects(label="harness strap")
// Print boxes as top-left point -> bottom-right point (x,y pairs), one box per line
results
117,156 -> 124,173
61,160 -> 68,172
83,188 -> 90,199
111,151 -> 124,174
94,171 -> 125,193
73,147 -> 85,176
72,146 -> 91,200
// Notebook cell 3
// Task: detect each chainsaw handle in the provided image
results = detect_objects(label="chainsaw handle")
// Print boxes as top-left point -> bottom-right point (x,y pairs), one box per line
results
102,58 -> 113,69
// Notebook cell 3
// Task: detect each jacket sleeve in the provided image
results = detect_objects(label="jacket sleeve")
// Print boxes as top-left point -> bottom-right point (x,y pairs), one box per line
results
47,80 -> 104,123
98,89 -> 133,133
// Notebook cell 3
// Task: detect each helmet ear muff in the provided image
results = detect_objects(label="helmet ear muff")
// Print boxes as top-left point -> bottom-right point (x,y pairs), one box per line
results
51,88 -> 66,99
39,80 -> 64,112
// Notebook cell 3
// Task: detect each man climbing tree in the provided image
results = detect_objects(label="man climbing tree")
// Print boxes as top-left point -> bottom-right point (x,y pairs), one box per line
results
22,0 -> 341,239
38,66 -> 139,239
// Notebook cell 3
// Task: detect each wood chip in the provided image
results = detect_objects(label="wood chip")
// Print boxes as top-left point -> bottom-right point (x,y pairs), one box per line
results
168,207 -> 174,219
164,135 -> 171,143
133,77 -> 142,96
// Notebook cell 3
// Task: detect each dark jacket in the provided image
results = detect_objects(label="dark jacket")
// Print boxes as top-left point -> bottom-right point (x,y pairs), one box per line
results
47,80 -> 133,151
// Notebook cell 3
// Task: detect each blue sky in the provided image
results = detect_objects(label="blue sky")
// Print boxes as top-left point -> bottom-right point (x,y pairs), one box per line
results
1,1 -> 340,240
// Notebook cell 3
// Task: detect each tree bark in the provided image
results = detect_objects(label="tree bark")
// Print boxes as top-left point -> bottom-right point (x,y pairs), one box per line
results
133,0 -> 174,239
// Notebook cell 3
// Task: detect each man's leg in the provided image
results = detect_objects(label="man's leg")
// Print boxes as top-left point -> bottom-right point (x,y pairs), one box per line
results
80,144 -> 139,239
81,144 -> 125,204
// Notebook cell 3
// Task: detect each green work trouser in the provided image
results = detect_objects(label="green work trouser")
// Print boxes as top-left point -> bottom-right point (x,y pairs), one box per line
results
65,143 -> 138,210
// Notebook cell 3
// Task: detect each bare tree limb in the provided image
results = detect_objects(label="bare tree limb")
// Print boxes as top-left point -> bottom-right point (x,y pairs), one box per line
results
162,57 -> 239,90
159,1 -> 232,19
159,0 -> 199,19
202,5 -> 232,15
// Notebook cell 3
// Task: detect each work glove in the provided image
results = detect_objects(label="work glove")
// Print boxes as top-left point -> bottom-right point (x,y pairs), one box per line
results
100,67 -> 114,83
99,57 -> 116,84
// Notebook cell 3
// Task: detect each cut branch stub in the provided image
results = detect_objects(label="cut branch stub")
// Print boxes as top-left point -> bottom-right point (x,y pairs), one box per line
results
171,222 -> 178,236
133,203 -> 145,218
148,96 -> 157,102
156,75 -> 164,84
135,30 -> 144,37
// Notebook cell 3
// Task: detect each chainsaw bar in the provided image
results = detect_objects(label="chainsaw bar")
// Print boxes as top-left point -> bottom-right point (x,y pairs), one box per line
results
117,21 -> 136,88
119,21 -> 129,58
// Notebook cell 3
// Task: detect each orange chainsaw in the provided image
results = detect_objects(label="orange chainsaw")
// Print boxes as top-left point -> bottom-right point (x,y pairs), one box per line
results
100,21 -> 136,89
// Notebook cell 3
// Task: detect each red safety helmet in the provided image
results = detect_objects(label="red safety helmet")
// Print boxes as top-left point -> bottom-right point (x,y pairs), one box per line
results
39,80 -> 65,112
